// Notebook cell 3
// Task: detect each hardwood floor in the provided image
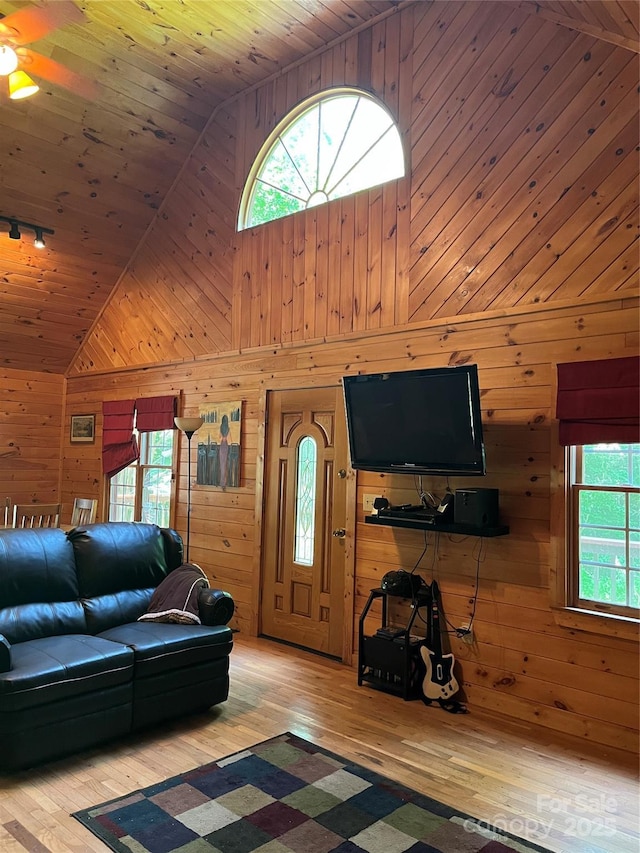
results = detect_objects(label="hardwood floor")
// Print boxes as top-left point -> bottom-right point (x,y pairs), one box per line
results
0,635 -> 637,853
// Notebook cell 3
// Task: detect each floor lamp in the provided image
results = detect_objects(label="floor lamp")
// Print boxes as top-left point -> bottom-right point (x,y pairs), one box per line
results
174,416 -> 204,563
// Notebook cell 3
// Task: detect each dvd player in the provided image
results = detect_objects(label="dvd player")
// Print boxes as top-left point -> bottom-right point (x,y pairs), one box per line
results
379,506 -> 437,521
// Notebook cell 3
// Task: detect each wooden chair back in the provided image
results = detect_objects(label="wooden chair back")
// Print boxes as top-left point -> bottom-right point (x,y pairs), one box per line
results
12,503 -> 61,529
70,497 -> 98,527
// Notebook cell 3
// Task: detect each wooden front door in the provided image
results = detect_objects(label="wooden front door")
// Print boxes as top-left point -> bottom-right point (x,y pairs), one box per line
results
261,387 -> 348,659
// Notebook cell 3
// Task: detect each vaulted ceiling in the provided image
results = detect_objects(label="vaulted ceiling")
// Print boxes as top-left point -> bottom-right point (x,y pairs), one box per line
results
0,0 -> 637,374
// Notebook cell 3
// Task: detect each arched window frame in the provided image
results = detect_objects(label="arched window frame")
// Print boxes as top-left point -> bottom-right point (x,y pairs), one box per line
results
237,86 -> 406,231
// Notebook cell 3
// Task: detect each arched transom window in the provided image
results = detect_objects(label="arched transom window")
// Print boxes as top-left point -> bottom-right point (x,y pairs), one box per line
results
238,88 -> 405,230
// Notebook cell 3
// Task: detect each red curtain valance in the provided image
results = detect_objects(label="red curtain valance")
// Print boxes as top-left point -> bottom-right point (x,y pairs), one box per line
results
135,395 -> 176,432
102,399 -> 139,478
556,356 -> 640,446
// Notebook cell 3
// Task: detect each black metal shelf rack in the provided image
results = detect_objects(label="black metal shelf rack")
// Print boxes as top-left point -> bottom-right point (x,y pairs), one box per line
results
358,587 -> 431,701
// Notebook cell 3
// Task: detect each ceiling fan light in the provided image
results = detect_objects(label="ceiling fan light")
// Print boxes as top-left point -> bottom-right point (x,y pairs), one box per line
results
8,70 -> 39,100
0,45 -> 18,76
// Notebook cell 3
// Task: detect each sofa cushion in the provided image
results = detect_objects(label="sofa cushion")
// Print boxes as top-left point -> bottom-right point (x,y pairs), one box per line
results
0,528 -> 84,642
0,600 -> 87,646
99,622 -> 233,679
0,635 -> 133,712
70,523 -> 184,633
70,523 -> 183,598
82,588 -> 154,634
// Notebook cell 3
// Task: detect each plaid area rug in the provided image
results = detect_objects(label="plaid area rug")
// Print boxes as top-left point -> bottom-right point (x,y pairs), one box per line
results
72,732 -> 550,853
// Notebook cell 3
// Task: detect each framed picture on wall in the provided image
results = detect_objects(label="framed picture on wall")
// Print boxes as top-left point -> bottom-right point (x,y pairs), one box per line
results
197,402 -> 242,489
70,414 -> 95,443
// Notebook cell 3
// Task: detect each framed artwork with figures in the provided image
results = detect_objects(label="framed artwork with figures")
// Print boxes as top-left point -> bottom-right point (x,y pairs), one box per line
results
197,402 -> 242,489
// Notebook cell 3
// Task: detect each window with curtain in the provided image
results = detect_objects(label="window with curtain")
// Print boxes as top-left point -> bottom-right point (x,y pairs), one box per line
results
102,399 -> 138,479
568,444 -> 639,616
107,396 -> 176,527
557,357 -> 639,619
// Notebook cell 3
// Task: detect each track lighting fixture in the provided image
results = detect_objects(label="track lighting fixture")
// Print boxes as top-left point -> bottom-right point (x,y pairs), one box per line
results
0,215 -> 54,249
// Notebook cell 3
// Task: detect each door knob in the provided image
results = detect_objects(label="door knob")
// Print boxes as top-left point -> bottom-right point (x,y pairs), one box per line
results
332,528 -> 346,538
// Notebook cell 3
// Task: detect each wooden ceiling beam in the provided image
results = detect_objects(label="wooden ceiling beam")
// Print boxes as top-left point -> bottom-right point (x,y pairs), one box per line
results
508,0 -> 639,51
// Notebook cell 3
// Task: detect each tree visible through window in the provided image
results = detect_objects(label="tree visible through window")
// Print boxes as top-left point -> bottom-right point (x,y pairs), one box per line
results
569,443 -> 640,616
238,88 -> 405,230
108,430 -> 174,527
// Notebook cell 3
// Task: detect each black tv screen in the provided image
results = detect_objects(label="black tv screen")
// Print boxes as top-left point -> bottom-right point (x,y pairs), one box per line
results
342,364 -> 486,476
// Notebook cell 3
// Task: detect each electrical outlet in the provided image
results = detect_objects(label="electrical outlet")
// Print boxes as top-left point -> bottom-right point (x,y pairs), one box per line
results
363,493 -> 378,512
457,627 -> 474,644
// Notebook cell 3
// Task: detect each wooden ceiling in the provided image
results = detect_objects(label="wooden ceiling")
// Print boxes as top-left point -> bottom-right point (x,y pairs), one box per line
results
0,0 -> 637,374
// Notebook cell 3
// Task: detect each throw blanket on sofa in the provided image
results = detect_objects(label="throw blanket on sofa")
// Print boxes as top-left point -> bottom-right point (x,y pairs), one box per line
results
138,563 -> 209,624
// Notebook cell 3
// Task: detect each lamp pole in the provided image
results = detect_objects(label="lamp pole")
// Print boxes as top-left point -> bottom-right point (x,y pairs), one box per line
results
174,416 -> 204,563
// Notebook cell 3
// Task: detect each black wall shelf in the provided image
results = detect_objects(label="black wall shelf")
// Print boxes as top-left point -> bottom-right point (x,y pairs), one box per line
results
365,514 -> 509,536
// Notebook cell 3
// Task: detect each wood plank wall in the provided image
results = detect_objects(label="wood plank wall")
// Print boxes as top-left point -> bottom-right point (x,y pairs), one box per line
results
61,0 -> 640,749
72,1 -> 637,372
0,367 -> 64,513
64,296 -> 639,751
409,3 -> 638,321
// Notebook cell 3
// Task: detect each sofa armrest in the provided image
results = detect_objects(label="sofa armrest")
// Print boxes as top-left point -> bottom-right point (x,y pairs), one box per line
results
0,634 -> 11,672
198,588 -> 234,626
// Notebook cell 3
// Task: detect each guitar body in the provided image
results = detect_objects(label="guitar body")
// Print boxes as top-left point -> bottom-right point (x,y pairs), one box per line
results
420,580 -> 461,704
420,645 -> 459,700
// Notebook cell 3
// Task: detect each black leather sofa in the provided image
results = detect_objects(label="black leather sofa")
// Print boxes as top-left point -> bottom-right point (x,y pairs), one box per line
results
0,522 -> 234,771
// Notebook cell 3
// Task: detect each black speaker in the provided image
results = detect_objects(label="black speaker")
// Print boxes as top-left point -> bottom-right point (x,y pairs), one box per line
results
454,488 -> 499,528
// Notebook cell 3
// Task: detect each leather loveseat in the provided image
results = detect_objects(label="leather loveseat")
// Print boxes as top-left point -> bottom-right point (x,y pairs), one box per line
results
0,522 -> 234,771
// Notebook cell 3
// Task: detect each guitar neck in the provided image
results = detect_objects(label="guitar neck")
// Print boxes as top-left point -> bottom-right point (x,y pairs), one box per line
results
429,581 -> 443,657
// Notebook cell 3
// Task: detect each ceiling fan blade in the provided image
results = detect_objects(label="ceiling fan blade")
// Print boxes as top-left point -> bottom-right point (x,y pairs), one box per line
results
0,2 -> 86,46
19,49 -> 99,101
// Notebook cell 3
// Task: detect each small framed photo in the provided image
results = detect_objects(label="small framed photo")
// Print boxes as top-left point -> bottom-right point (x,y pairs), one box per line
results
70,414 -> 95,443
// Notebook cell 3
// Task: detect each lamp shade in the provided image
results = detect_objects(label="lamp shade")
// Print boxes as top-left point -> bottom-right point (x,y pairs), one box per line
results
9,70 -> 39,100
174,416 -> 204,434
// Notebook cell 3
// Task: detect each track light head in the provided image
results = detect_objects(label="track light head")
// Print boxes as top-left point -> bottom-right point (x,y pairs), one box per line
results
0,215 -> 54,247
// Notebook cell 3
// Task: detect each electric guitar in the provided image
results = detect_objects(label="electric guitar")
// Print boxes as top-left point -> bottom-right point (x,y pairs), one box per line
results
420,581 -> 459,701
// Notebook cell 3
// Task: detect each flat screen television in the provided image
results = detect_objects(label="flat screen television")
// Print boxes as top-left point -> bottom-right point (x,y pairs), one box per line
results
342,364 -> 486,476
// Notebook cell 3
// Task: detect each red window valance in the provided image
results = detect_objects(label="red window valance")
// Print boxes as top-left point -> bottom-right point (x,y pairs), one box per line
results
102,399 -> 139,478
135,396 -> 176,432
556,356 -> 640,446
